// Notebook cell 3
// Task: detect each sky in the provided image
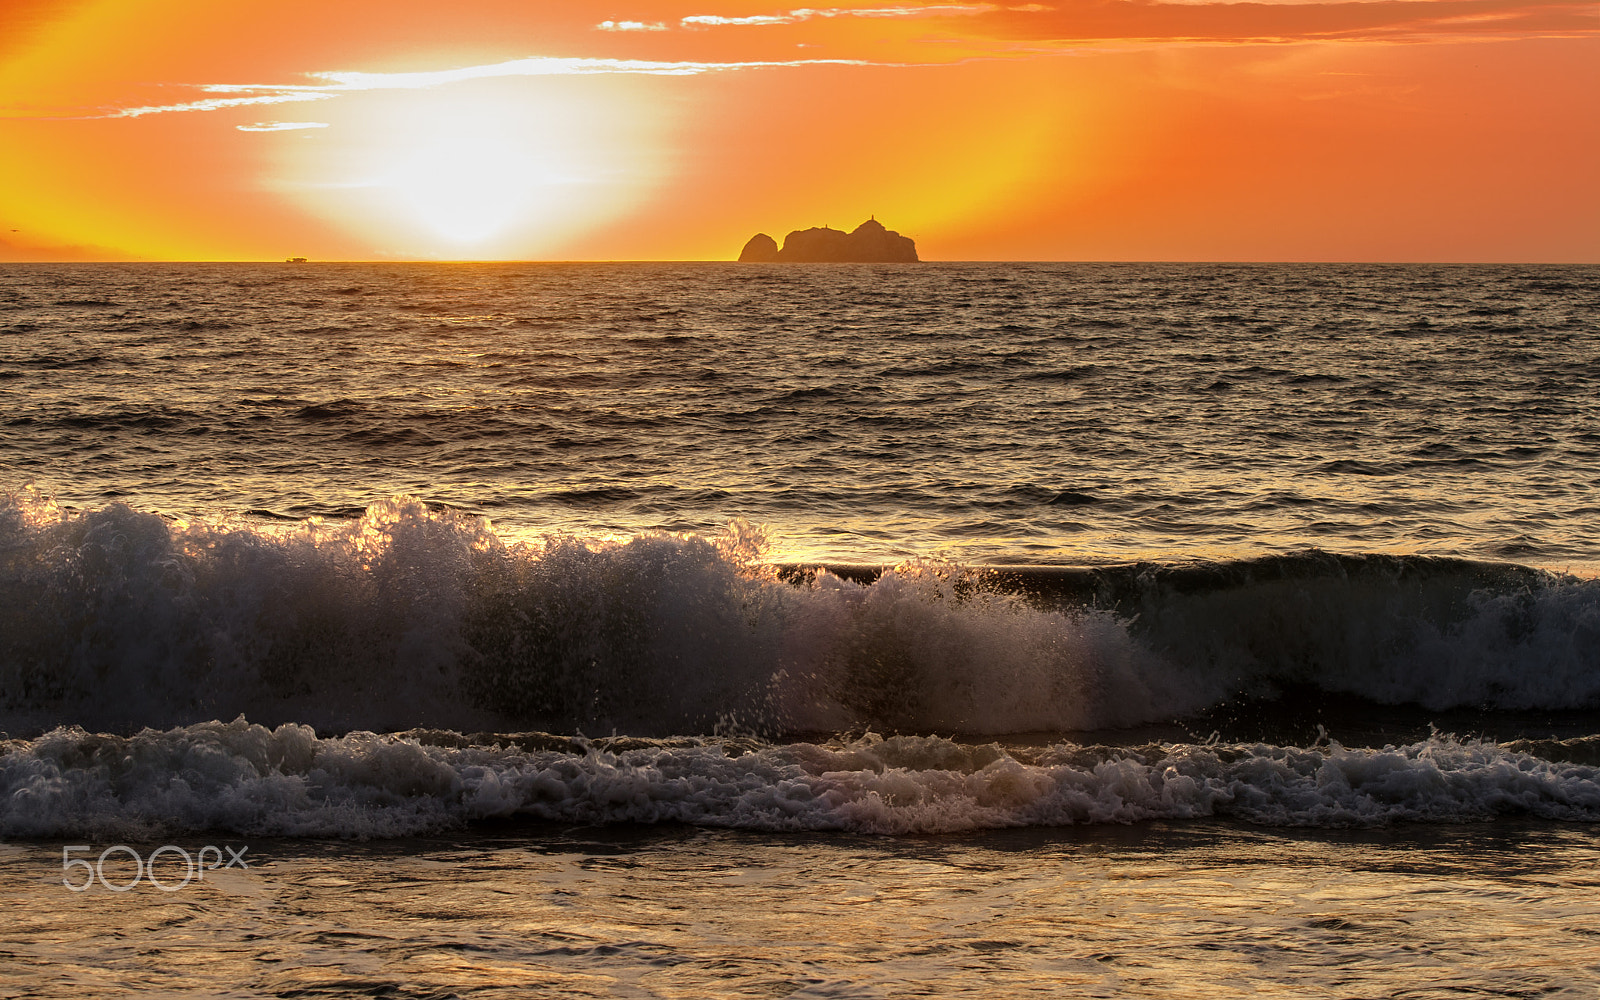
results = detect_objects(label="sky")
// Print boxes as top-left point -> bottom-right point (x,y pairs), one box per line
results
0,0 -> 1595,262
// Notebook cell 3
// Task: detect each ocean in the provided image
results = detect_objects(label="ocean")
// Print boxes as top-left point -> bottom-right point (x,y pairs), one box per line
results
1,261 -> 1597,996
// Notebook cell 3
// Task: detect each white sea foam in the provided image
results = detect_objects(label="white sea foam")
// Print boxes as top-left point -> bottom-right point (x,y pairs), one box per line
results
2,720 -> 1597,839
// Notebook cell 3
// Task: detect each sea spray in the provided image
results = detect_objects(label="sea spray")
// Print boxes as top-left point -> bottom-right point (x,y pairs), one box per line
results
1,493 -> 1597,738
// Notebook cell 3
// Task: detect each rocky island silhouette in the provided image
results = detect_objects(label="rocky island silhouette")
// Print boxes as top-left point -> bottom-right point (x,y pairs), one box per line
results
738,217 -> 918,262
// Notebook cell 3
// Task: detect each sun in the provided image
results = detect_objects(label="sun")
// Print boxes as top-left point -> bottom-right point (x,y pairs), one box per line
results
384,122 -> 550,245
272,78 -> 669,259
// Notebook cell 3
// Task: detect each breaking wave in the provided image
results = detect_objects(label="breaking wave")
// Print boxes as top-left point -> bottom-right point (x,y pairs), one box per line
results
0,493 -> 1597,738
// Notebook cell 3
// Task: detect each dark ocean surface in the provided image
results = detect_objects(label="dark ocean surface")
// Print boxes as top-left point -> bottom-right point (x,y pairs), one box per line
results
1,262 -> 1597,997
4,262 -> 1598,567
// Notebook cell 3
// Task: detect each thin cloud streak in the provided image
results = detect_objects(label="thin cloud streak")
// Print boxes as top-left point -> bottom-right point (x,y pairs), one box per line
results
672,0 -> 1596,38
91,55 -> 889,121
43,1 -> 1593,123
236,121 -> 331,132
110,93 -> 337,119
986,0 -> 1598,40
681,4 -> 1000,27
681,14 -> 796,25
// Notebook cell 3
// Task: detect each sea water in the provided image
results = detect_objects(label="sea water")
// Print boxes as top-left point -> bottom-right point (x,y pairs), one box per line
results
1,262 -> 1597,997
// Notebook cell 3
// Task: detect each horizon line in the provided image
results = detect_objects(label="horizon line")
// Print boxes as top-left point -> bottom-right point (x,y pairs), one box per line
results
5,258 -> 1598,266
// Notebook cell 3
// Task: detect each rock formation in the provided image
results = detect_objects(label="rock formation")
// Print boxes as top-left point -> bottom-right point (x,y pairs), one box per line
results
738,233 -> 779,262
738,218 -> 918,262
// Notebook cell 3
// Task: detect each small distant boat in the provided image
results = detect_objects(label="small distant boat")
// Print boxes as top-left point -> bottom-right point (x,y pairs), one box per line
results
284,256 -> 308,263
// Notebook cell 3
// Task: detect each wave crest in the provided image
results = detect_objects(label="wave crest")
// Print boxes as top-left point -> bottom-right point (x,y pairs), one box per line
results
0,494 -> 1596,737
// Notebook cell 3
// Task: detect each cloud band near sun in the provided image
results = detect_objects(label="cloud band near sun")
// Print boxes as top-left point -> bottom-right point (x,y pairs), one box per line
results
644,0 -> 1596,41
11,0 -> 1595,124
92,56 -> 890,122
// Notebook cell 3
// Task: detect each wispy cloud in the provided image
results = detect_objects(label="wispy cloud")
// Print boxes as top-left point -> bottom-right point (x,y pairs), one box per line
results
671,0 -> 1596,40
43,0 -> 1588,126
89,55 -> 888,121
211,56 -> 883,93
682,14 -> 797,25
681,4 -> 1000,27
236,121 -> 331,132
112,93 -> 337,119
986,0 -> 1600,41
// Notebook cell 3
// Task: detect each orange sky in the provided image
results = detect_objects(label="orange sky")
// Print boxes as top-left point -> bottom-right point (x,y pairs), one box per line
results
0,0 -> 1595,261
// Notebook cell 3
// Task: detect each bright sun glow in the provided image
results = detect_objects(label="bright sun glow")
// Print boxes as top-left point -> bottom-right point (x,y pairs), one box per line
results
380,116 -> 563,243
273,80 -> 667,258
385,131 -> 547,244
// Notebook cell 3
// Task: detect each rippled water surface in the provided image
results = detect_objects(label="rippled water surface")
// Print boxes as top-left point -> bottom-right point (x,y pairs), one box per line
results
5,822 -> 1598,999
3,262 -> 1596,566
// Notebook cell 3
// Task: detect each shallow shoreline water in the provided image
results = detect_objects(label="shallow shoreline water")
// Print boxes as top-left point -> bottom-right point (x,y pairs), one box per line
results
6,820 -> 1598,998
